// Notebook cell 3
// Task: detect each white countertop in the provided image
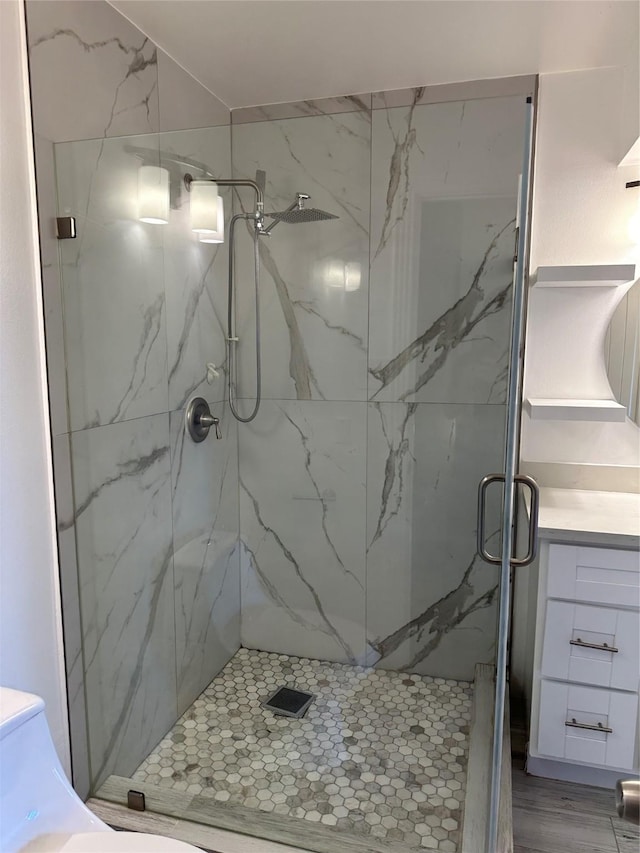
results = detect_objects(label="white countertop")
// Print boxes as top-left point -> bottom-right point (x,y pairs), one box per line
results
529,487 -> 640,549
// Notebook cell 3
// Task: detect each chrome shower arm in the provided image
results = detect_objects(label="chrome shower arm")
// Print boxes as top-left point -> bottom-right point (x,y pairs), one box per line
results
183,173 -> 264,217
260,197 -> 299,236
216,178 -> 265,216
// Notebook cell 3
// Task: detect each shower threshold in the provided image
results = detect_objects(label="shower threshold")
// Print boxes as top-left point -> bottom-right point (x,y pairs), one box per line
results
95,651 -> 507,852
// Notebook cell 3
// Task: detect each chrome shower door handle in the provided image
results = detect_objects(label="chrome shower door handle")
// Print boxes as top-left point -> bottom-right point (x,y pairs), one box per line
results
477,473 -> 540,567
477,474 -> 504,565
511,474 -> 540,567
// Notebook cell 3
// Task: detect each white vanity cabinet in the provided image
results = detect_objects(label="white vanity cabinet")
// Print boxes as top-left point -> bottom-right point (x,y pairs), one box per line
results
527,539 -> 640,786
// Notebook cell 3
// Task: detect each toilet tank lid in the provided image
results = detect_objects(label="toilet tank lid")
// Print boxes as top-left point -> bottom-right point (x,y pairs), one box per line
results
0,686 -> 45,741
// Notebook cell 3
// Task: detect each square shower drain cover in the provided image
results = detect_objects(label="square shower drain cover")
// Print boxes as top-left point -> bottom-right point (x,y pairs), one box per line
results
262,686 -> 315,718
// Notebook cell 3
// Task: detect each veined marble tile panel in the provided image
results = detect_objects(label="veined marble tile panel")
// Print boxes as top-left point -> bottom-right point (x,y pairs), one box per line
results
238,400 -> 367,664
232,112 -> 370,401
232,93 -> 371,124
170,404 -> 240,716
365,402 -> 504,680
26,0 -> 159,142
368,96 -> 526,404
55,135 -> 169,431
158,50 -> 230,131
369,193 -> 516,404
51,433 -> 90,799
161,127 -> 231,410
70,414 -> 177,787
371,75 -> 536,110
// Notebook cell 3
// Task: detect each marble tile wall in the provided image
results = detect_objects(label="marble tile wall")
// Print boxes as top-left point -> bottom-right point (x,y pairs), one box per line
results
26,0 -> 229,142
55,133 -> 169,432
232,109 -> 371,402
363,94 -> 526,678
365,403 -> 504,680
233,87 -> 529,680
70,414 -> 177,784
238,401 -> 367,664
161,127 -> 232,410
170,402 -> 240,716
53,127 -> 239,790
26,0 -> 239,793
233,107 -> 371,665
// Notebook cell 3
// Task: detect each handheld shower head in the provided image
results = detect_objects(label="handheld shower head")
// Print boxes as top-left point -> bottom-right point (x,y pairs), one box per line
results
255,169 -> 267,195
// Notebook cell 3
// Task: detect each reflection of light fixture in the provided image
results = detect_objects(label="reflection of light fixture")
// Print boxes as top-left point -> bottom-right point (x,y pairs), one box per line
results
190,180 -> 220,234
344,262 -> 362,292
322,260 -> 362,292
198,197 -> 225,244
324,260 -> 347,289
138,165 -> 169,224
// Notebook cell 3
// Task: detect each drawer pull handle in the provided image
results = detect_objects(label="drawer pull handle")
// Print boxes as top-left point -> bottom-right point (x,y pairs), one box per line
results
565,717 -> 613,734
570,638 -> 619,653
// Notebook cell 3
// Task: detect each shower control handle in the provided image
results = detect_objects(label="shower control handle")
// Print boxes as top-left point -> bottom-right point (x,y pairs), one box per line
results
199,413 -> 222,439
185,397 -> 221,442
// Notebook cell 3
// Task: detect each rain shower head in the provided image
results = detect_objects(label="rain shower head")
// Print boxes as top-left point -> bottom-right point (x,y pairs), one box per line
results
266,207 -> 338,224
262,192 -> 338,233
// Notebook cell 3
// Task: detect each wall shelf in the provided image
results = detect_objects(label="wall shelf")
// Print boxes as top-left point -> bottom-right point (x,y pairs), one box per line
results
525,398 -> 627,423
534,264 -> 637,288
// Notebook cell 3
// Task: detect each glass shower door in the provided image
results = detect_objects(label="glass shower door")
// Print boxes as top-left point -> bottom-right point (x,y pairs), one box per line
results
368,87 -> 538,852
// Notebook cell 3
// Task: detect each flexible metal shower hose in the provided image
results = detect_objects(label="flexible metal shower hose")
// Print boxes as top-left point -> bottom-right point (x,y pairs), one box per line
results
227,213 -> 261,422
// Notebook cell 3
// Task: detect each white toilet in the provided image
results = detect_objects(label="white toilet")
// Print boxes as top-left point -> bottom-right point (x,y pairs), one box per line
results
0,687 -> 202,853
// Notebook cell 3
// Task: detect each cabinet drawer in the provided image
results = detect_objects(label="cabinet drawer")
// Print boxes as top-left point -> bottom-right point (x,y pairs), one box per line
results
538,679 -> 638,770
547,544 -> 640,607
542,601 -> 640,691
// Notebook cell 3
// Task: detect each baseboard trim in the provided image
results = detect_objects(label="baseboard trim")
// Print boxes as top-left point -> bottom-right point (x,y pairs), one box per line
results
525,752 -> 639,789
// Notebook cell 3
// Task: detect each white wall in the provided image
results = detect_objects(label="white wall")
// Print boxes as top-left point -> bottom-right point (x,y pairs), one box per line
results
522,66 -> 640,473
511,65 -> 640,720
0,0 -> 70,770
530,67 -> 638,269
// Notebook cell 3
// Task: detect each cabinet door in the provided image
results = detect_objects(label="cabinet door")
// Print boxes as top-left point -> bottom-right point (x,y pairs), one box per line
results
538,679 -> 638,771
547,545 -> 640,608
542,601 -> 640,691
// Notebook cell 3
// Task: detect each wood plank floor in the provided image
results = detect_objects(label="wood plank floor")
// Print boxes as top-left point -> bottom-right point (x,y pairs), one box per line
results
512,759 -> 639,853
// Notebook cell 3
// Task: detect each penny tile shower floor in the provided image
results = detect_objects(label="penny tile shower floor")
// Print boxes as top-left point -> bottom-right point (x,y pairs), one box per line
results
133,649 -> 473,851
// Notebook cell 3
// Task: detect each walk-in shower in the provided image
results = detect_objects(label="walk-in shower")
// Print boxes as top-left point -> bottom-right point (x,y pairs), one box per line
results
25,3 -> 535,844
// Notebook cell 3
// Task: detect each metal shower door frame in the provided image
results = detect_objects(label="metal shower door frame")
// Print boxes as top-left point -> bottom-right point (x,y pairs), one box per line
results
482,96 -> 537,852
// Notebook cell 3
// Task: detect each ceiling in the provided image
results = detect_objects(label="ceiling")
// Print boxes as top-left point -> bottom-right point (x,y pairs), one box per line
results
110,0 -> 639,109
